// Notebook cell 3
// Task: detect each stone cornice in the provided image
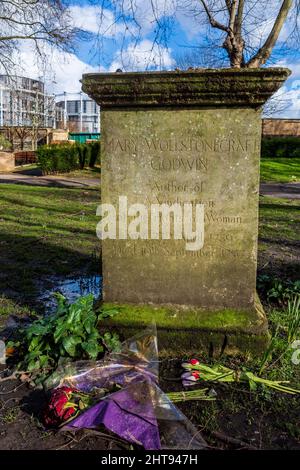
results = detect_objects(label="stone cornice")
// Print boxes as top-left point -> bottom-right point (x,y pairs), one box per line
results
81,68 -> 291,108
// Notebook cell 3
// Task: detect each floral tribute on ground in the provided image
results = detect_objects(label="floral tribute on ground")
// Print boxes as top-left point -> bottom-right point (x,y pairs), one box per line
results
42,327 -> 208,450
181,359 -> 300,394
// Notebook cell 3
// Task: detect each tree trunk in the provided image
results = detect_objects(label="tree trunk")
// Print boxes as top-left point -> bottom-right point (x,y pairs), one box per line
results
223,35 -> 245,68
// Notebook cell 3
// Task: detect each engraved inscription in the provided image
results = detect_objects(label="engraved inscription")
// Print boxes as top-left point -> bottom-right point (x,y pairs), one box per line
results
106,136 -> 260,154
150,157 -> 208,172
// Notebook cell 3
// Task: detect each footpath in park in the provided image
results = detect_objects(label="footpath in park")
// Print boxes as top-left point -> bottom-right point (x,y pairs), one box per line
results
0,171 -> 100,189
0,169 -> 299,198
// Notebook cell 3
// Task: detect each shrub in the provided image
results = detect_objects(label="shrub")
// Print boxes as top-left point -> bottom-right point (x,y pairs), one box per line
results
88,141 -> 101,168
257,275 -> 300,306
37,141 -> 101,174
9,294 -> 121,383
37,144 -> 79,174
77,143 -> 91,170
261,137 -> 300,159
0,134 -> 12,151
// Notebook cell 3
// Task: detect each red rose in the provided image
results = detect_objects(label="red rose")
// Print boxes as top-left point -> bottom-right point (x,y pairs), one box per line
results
43,386 -> 77,427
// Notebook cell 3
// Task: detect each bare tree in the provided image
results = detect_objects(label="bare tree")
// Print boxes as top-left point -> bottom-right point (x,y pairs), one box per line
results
263,92 -> 292,116
197,0 -> 292,67
12,126 -> 34,151
95,1 -> 298,69
0,0 -> 78,76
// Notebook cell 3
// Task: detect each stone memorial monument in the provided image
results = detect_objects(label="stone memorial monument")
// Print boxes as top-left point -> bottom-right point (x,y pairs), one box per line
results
82,68 -> 290,354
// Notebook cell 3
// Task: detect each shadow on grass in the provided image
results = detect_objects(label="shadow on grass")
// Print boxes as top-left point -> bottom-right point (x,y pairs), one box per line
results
0,178 -> 98,189
259,202 -> 300,212
0,190 -> 99,216
13,167 -> 43,176
0,214 -> 97,237
259,237 -> 300,249
257,242 -> 300,281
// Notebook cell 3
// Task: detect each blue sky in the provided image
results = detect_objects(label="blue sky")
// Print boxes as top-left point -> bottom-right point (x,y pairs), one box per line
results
28,0 -> 300,117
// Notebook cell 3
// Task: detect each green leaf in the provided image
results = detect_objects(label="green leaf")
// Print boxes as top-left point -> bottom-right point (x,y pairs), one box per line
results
83,311 -> 96,334
98,306 -> 120,320
53,319 -> 68,343
102,332 -> 121,352
62,336 -> 82,357
28,336 -> 42,352
82,340 -> 103,359
26,322 -> 48,337
28,359 -> 40,371
53,292 -> 68,315
39,355 -> 50,368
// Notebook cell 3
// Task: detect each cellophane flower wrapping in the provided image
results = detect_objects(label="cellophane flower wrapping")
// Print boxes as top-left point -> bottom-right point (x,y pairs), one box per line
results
44,325 -> 207,450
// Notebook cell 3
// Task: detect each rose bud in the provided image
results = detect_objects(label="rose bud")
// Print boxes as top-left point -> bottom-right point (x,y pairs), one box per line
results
181,371 -> 198,387
192,371 -> 200,380
190,359 -> 200,366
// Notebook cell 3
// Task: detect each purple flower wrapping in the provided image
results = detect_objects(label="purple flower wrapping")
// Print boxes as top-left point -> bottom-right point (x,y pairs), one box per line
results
64,380 -> 161,450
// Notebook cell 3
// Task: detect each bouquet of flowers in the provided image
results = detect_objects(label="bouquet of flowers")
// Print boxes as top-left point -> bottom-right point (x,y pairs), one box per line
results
181,359 -> 300,394
43,386 -> 101,427
41,329 -> 209,450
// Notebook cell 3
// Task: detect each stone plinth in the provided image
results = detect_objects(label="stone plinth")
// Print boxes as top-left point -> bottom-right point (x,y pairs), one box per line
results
82,68 -> 290,355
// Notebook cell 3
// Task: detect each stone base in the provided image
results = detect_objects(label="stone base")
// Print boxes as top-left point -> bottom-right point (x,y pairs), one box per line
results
101,295 -> 269,357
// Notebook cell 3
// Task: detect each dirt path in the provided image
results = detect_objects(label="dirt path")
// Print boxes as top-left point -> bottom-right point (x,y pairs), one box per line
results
260,182 -> 300,199
0,172 -> 299,197
0,172 -> 99,188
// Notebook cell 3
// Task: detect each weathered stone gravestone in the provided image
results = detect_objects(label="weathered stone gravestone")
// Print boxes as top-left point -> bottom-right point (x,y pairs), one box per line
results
82,68 -> 290,354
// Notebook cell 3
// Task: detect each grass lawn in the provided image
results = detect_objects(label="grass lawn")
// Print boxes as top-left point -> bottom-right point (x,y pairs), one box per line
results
258,196 -> 299,281
260,158 -> 300,183
48,166 -> 101,179
13,164 -> 101,179
13,159 -> 300,183
0,183 -> 299,449
0,183 -> 100,319
0,184 -> 298,314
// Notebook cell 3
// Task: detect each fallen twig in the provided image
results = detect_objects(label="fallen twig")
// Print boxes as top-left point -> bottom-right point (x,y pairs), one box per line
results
210,431 -> 258,450
0,371 -> 28,383
0,382 -> 26,395
55,429 -> 131,450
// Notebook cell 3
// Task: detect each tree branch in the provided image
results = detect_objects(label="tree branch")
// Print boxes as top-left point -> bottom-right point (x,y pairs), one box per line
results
234,0 -> 244,36
199,0 -> 229,33
247,0 -> 293,67
229,0 -> 238,32
225,0 -> 232,13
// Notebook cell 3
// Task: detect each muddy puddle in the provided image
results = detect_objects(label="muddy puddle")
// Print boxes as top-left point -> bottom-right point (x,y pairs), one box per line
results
37,274 -> 102,313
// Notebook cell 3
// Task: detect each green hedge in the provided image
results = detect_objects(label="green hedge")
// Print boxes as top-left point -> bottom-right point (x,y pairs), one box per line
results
261,137 -> 300,159
89,141 -> 101,168
37,141 -> 101,174
37,144 -> 78,174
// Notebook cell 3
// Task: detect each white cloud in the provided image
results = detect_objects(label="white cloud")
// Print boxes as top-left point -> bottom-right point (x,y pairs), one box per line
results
70,5 -> 100,35
123,0 -> 177,28
44,49 -> 100,95
109,39 -> 175,71
283,89 -> 300,118
271,85 -> 300,118
70,5 -> 128,37
292,80 -> 300,90
3,41 -> 100,95
266,60 -> 300,118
